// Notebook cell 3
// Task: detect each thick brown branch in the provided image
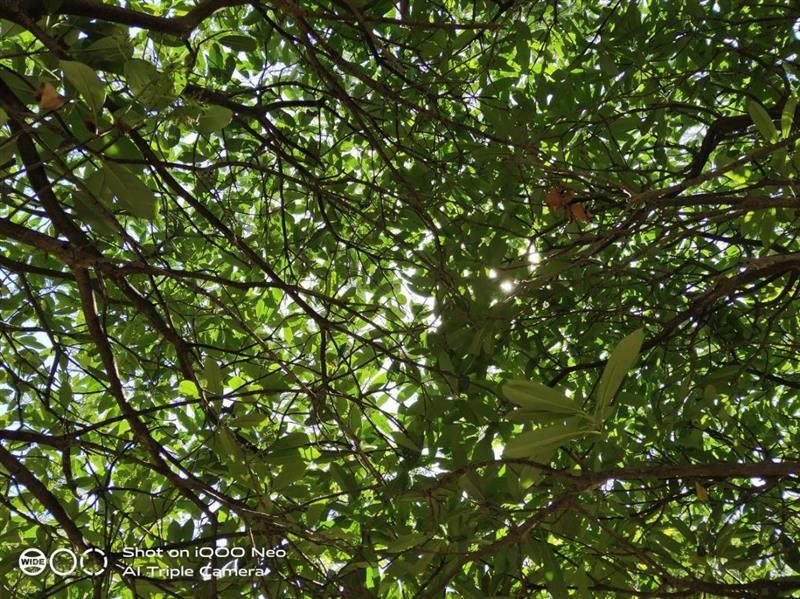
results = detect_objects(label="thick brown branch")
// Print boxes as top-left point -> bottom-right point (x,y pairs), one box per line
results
0,0 -> 250,37
648,252 -> 800,348
549,252 -> 800,385
684,96 -> 798,179
579,460 -> 800,484
0,254 -> 72,279
634,129 -> 800,204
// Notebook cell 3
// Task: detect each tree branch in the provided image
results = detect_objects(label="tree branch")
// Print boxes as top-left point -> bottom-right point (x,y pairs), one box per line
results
0,442 -> 89,550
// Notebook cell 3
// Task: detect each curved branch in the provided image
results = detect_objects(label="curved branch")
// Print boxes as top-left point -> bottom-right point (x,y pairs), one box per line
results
0,0 -> 250,38
0,442 -> 89,550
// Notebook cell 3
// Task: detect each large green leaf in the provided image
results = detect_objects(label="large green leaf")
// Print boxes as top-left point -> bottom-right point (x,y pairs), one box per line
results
502,379 -> 584,414
503,422 -> 600,459
198,105 -> 233,133
781,95 -> 797,138
101,161 -> 158,220
218,35 -> 258,52
594,328 -> 645,419
203,357 -> 224,395
747,99 -> 778,143
60,60 -> 105,113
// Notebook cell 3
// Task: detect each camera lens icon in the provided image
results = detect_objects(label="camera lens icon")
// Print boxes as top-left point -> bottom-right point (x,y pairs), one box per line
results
81,548 -> 108,576
18,547 -> 107,577
18,548 -> 48,576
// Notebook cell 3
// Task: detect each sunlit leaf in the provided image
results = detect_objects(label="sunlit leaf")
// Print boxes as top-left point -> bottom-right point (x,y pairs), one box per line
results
178,380 -> 199,398
782,95 -> 797,138
747,99 -> 778,143
198,105 -> 233,133
203,357 -> 224,395
595,329 -> 645,419
503,423 -> 600,459
60,60 -> 105,113
502,380 -> 583,414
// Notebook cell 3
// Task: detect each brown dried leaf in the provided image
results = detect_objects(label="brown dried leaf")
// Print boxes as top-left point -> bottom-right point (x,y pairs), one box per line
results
35,82 -> 65,111
695,481 -> 709,502
567,202 -> 591,222
546,187 -> 573,212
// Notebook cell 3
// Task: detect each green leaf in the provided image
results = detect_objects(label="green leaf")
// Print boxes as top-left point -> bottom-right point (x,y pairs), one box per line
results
0,136 -> 15,166
536,541 -> 569,597
782,95 -> 797,138
123,59 -> 177,109
71,191 -> 118,236
329,463 -> 359,492
203,357 -> 224,395
305,503 -> 327,527
385,532 -> 431,554
101,161 -> 158,220
0,69 -> 35,104
272,457 -> 306,490
58,380 -> 73,404
503,423 -> 599,459
218,35 -> 258,52
133,494 -> 155,523
391,430 -> 420,453
198,105 -> 233,133
79,36 -> 133,66
457,472 -> 484,500
594,328 -> 645,419
746,99 -> 778,143
758,208 -> 778,249
228,412 -> 268,428
60,60 -> 106,113
124,59 -> 157,93
502,379 -> 583,414
102,136 -> 143,161
178,380 -> 199,398
270,432 -> 309,451
217,427 -> 243,461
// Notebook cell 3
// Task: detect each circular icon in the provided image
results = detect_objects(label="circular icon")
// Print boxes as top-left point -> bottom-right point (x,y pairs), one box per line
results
18,548 -> 48,576
49,548 -> 77,576
80,548 -> 107,576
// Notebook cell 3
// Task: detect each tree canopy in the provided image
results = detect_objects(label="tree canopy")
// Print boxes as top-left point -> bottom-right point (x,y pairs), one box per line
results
1,0 -> 799,596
